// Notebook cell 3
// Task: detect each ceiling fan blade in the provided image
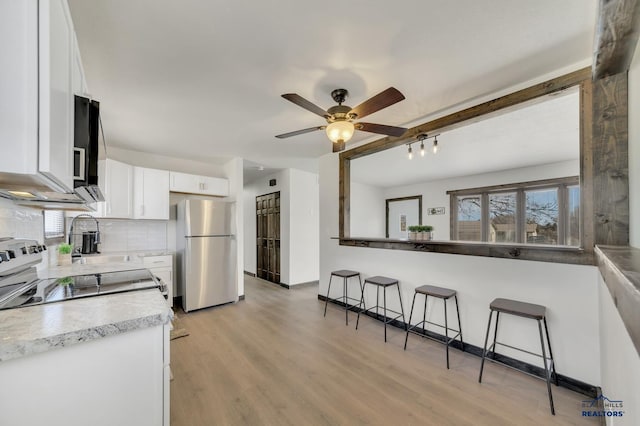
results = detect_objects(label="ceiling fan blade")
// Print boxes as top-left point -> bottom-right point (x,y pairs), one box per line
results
275,126 -> 325,139
349,87 -> 405,119
357,122 -> 408,137
281,94 -> 329,118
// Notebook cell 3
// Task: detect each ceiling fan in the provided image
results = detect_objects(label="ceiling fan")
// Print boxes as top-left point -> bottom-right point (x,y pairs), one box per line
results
276,87 -> 408,152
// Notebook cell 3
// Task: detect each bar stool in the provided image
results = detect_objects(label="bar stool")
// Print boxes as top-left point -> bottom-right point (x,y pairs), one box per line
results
356,276 -> 406,342
323,270 -> 364,325
478,298 -> 558,415
403,285 -> 464,369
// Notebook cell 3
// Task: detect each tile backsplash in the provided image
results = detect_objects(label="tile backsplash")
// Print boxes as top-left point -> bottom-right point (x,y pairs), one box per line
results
0,199 -> 44,241
1,198 -> 167,258
81,219 -> 168,253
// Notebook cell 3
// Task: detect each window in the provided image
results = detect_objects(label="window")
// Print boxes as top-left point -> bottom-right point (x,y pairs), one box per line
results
43,210 -> 65,244
489,192 -> 516,243
456,196 -> 482,241
450,177 -> 579,246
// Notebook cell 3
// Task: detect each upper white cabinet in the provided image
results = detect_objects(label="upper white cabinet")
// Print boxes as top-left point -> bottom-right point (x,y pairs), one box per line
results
133,167 -> 170,220
72,35 -> 87,96
0,0 -> 80,193
96,159 -> 133,218
38,0 -> 75,191
169,171 -> 229,196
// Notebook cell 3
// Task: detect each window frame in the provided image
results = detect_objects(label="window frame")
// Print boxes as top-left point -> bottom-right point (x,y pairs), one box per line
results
43,210 -> 66,245
448,176 -> 579,246
338,68 -> 598,266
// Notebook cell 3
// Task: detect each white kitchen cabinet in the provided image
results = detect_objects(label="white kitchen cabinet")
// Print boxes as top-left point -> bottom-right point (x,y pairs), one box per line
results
133,167 -> 170,220
144,255 -> 174,307
0,0 -> 78,193
38,0 -> 75,191
0,323 -> 169,426
170,171 -> 229,196
96,159 -> 133,218
72,34 -> 88,95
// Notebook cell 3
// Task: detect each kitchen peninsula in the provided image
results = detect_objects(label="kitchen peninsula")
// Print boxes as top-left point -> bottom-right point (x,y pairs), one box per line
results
0,252 -> 172,426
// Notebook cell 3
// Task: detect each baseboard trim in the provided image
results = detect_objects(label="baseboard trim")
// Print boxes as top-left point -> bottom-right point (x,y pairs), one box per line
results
244,271 -> 256,277
280,280 -> 319,289
318,294 -> 598,398
239,294 -> 245,301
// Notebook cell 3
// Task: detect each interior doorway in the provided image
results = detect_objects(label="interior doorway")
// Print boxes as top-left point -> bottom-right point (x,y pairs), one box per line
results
256,191 -> 281,283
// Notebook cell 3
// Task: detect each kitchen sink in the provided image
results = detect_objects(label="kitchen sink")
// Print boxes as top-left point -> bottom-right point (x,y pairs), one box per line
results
72,255 -> 136,265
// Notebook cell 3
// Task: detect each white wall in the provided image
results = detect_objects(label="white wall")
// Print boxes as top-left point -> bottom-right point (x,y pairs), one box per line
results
319,153 -> 601,385
289,169 -> 320,284
598,275 -> 640,426
223,157 -> 245,298
629,40 -> 640,248
350,181 -> 385,238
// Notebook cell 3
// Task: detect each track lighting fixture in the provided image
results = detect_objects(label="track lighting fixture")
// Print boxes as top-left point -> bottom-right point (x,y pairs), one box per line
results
410,134 -> 440,160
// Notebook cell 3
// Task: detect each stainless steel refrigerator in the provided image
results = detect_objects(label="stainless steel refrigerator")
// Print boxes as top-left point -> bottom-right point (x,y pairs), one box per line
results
177,199 -> 237,312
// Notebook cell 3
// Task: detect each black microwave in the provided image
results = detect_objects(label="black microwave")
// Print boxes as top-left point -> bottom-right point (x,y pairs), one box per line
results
73,95 -> 103,201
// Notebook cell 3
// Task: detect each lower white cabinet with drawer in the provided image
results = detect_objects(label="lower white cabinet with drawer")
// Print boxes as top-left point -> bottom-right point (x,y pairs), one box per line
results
144,254 -> 174,307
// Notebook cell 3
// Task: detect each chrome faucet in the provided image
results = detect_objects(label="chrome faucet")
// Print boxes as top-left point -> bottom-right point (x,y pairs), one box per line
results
68,214 -> 101,255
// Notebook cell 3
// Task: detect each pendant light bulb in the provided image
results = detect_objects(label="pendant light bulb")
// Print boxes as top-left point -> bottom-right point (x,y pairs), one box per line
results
408,144 -> 413,160
432,138 -> 439,154
420,141 -> 425,157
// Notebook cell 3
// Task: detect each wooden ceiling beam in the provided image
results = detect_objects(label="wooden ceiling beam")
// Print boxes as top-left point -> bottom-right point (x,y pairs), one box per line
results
593,0 -> 640,79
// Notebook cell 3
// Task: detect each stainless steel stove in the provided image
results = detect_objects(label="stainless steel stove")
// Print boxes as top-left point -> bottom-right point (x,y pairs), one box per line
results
0,238 -> 165,311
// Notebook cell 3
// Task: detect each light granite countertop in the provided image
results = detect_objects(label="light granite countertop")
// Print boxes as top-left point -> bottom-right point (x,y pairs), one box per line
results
0,289 -> 172,363
40,261 -> 148,279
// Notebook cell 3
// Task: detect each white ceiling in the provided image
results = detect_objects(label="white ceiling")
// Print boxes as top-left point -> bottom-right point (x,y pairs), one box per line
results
351,88 -> 580,187
67,0 -> 597,177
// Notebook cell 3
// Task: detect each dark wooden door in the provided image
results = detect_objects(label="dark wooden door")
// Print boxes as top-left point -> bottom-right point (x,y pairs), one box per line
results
256,192 -> 280,283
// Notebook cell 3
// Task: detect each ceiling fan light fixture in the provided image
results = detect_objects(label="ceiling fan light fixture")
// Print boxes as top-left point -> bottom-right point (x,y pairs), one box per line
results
326,121 -> 355,143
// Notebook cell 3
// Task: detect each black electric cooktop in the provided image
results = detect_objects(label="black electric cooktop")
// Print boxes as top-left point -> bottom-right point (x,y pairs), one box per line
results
0,268 -> 163,311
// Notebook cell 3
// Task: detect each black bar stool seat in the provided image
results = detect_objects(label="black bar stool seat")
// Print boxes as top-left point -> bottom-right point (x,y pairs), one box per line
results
323,270 -> 364,326
404,284 -> 463,369
479,297 -> 558,415
415,284 -> 456,298
490,298 -> 545,319
356,276 -> 406,342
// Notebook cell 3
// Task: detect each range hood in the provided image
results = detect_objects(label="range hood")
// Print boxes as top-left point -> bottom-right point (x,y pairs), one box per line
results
0,171 -> 103,210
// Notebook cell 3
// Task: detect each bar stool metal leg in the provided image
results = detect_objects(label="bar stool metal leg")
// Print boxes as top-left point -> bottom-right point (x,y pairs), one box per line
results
454,295 -> 464,350
358,275 -> 365,313
478,310 -> 494,383
422,294 -> 427,335
404,292 -> 418,350
538,319 -> 555,415
343,276 -> 348,326
323,274 -> 334,317
396,284 -> 407,331
356,283 -> 364,330
491,311 -> 500,359
543,318 -> 558,385
383,286 -> 388,342
444,298 -> 449,369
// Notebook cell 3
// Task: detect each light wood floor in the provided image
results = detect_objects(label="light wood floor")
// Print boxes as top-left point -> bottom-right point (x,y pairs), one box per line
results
170,275 -> 597,425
